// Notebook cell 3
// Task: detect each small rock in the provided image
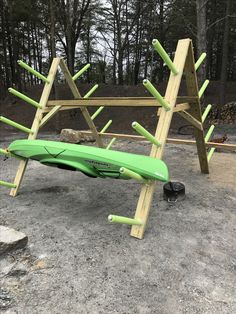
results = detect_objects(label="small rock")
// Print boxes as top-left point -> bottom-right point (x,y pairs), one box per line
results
0,226 -> 28,255
60,128 -> 95,143
60,128 -> 82,143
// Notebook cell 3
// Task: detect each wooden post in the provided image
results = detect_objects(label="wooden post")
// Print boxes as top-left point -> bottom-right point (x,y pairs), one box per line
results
10,58 -> 61,196
184,42 -> 209,174
131,39 -> 191,239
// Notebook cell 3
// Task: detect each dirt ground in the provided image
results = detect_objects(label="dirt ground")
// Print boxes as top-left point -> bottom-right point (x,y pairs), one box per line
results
0,126 -> 236,314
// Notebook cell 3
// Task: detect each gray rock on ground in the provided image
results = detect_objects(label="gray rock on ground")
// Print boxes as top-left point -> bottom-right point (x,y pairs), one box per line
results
60,128 -> 95,143
0,226 -> 28,255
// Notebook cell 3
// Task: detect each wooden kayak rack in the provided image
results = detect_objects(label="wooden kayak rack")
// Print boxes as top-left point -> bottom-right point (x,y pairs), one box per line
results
0,38 -> 235,239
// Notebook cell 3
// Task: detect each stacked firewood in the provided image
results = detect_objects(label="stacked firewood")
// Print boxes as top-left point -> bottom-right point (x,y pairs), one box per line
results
209,102 -> 236,124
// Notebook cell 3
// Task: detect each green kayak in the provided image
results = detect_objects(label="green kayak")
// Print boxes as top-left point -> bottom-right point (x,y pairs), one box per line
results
8,139 -> 169,182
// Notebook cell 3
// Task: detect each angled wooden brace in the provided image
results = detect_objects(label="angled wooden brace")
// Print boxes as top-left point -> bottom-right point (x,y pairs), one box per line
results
59,59 -> 103,148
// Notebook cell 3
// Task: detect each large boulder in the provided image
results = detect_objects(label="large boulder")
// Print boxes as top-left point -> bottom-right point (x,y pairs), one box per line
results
0,226 -> 28,255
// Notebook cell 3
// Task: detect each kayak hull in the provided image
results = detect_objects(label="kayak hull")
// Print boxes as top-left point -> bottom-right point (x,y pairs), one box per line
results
8,139 -> 169,182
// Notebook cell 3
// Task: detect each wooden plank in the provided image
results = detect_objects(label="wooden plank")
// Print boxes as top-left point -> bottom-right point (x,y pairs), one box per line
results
45,96 -> 198,110
47,98 -> 160,107
80,130 -> 144,140
78,130 -> 236,151
167,138 -> 236,150
59,59 -> 103,148
184,42 -> 209,174
131,39 -> 191,239
10,58 -> 61,197
177,110 -> 203,130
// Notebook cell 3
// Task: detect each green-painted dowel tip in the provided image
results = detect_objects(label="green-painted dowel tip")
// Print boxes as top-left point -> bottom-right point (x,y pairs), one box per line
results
120,167 -> 148,184
152,39 -> 178,75
8,87 -> 41,109
195,53 -> 207,71
207,147 -> 215,162
17,60 -> 50,83
106,137 -> 116,150
0,148 -> 24,160
72,63 -> 91,81
83,84 -> 98,99
198,80 -> 209,98
0,116 -> 34,134
91,106 -> 104,120
205,125 -> 215,143
202,104 -> 212,123
132,121 -> 161,147
108,215 -> 143,226
0,148 -> 6,155
143,79 -> 170,111
0,148 -> 11,158
0,180 -> 17,189
100,120 -> 112,134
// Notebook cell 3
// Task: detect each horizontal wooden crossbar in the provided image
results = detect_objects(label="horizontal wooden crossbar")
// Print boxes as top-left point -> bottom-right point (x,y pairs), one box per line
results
78,130 -> 236,151
43,96 -> 198,112
167,138 -> 236,151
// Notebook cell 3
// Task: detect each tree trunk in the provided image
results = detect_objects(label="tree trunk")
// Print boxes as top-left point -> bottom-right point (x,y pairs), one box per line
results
113,19 -> 117,84
219,0 -> 232,111
1,3 -> 10,89
86,15 -> 91,83
117,52 -> 124,85
66,34 -> 75,75
158,0 -> 164,83
196,0 -> 207,86
50,0 -> 60,132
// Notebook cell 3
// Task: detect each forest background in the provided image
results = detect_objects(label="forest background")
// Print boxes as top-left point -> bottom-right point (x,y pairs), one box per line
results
0,0 -> 235,116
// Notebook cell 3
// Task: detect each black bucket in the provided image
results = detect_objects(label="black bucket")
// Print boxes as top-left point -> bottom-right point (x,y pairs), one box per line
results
163,181 -> 185,203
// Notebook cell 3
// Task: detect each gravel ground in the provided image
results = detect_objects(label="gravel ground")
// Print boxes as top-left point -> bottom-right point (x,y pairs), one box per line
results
0,129 -> 236,314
